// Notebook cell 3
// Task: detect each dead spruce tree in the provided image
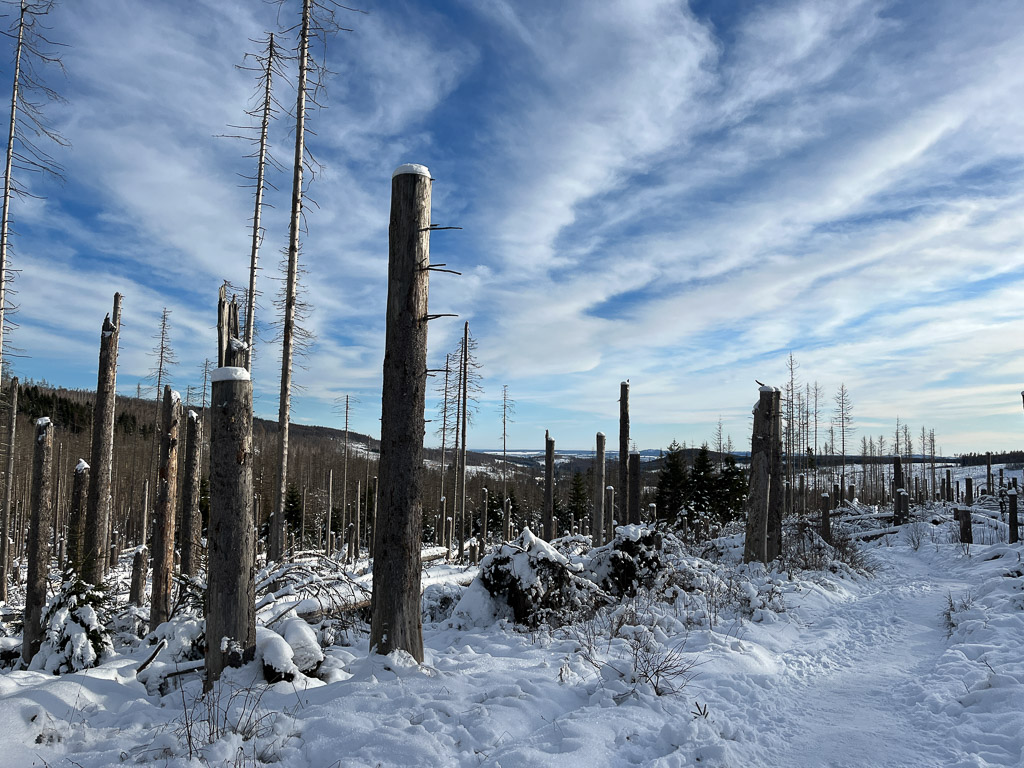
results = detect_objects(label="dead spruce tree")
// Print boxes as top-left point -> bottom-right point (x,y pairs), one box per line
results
206,288 -> 255,687
0,0 -> 69,382
83,293 -> 120,584
22,416 -> 52,665
544,430 -> 555,540
0,376 -> 16,602
593,432 -> 605,545
743,386 -> 783,564
370,164 -> 431,662
67,458 -> 87,567
619,380 -> 629,503
180,410 -> 202,579
149,385 -> 182,629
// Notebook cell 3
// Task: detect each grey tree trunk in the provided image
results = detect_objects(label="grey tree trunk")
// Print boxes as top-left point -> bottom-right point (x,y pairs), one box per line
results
149,385 -> 182,629
180,410 -> 202,579
819,492 -> 831,544
22,417 -> 53,665
68,459 -> 89,569
0,377 -> 17,603
544,430 -> 555,540
593,432 -> 605,546
273,0 -> 312,565
206,299 -> 255,687
481,486 -> 488,550
605,485 -> 615,542
1009,490 -> 1018,545
628,452 -> 641,525
743,387 -> 783,564
619,381 -> 629,503
369,164 -> 431,662
325,468 -> 333,557
457,321 -> 469,561
84,293 -> 121,585
502,497 -> 511,542
129,547 -> 147,607
965,477 -> 974,506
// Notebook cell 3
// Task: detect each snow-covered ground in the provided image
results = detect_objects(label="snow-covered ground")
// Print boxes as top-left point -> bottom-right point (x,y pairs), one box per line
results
1,514 -> 1022,767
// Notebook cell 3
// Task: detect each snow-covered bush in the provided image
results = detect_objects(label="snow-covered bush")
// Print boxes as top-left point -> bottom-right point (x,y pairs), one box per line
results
31,570 -> 112,674
478,528 -> 607,628
422,582 -> 463,623
585,525 -> 668,598
147,612 -> 206,662
257,619 -> 325,683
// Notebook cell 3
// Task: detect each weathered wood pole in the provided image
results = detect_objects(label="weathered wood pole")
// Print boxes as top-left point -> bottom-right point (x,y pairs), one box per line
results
743,386 -> 783,564
605,485 -> 615,541
544,430 -> 555,540
205,301 -> 255,686
369,163 -> 431,662
593,432 -> 605,546
84,293 -> 121,585
627,452 -> 641,525
0,377 -> 16,603
819,492 -> 831,544
1009,489 -> 1018,545
129,547 -> 147,607
67,459 -> 89,568
180,410 -> 202,579
22,417 -> 53,665
149,385 -> 182,629
619,381 -> 629,503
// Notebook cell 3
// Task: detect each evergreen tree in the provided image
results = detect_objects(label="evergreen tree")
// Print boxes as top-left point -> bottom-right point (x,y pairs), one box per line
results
283,481 -> 303,531
655,440 -> 688,524
684,444 -> 717,530
567,471 -> 589,533
715,454 -> 747,525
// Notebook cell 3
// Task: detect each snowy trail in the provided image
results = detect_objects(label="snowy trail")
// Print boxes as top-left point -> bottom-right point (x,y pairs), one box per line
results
728,549 -> 976,768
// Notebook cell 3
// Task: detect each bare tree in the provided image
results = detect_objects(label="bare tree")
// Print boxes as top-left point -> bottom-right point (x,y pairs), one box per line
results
500,384 -> 515,501
833,383 -> 853,493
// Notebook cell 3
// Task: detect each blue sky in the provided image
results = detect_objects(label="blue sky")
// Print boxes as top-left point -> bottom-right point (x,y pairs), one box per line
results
4,0 -> 1024,454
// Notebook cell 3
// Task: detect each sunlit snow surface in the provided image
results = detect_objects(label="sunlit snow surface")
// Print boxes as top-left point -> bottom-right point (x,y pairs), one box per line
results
1,518 -> 1022,767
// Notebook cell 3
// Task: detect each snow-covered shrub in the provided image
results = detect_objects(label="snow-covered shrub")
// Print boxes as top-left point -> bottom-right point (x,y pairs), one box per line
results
31,570 -> 112,674
585,525 -> 668,598
147,612 -> 206,662
257,619 -> 325,682
422,582 -> 463,623
478,528 -> 607,628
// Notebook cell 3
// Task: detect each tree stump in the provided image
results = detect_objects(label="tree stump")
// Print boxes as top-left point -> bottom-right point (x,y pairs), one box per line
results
628,452 -> 641,525
544,430 -> 555,540
593,432 -> 605,546
22,418 -> 53,665
619,382 -> 629,505
820,492 -> 831,544
67,459 -> 89,569
743,387 -> 783,564
180,410 -> 202,579
1009,490 -> 1018,545
369,163 -> 431,662
149,385 -> 182,629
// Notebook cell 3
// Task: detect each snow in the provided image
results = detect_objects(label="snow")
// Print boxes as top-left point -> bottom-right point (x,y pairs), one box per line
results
211,366 -> 251,383
2,515 -> 1023,767
392,163 -> 430,178
171,389 -> 181,404
35,416 -> 50,427
187,409 -> 199,422
75,458 -> 89,473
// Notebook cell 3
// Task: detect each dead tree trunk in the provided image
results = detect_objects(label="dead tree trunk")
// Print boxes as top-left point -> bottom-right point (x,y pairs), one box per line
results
605,485 -> 615,541
149,385 -> 182,629
129,547 -> 147,607
180,410 -> 202,579
619,381 -> 629,503
0,376 -> 17,603
481,486 -> 488,549
67,459 -> 89,569
369,163 -> 431,662
457,321 -> 469,561
819,492 -> 831,544
84,293 -> 121,585
544,430 -> 555,540
743,386 -> 783,564
502,497 -> 511,542
628,452 -> 641,525
1009,489 -> 1018,545
965,477 -> 974,506
22,417 -> 53,665
593,432 -> 605,546
206,294 -> 255,687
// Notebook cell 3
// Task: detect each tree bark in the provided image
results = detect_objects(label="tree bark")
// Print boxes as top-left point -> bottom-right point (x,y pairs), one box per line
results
743,387 -> 783,564
593,432 -> 605,546
22,417 -> 53,665
628,452 -> 641,525
149,385 -> 182,629
129,547 -> 148,607
965,477 -> 973,506
605,485 -> 615,542
84,293 -> 121,585
180,410 -> 202,579
0,376 -> 17,603
1009,490 -> 1018,545
67,459 -> 89,569
819,492 -> 831,544
544,430 -> 555,540
619,381 -> 629,504
206,325 -> 255,687
369,164 -> 431,662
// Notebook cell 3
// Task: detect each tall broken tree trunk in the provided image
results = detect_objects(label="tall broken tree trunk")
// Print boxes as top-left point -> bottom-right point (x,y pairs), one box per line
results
457,321 -> 469,561
206,292 -> 255,687
544,430 -> 555,540
180,410 -> 202,579
0,376 -> 17,603
593,432 -> 605,546
628,451 -> 641,525
619,381 -> 629,504
605,485 -> 615,541
743,386 -> 783,564
369,163 -> 431,662
1009,489 -> 1018,545
67,459 -> 89,569
84,293 -> 121,585
149,385 -> 182,629
22,417 -> 53,666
